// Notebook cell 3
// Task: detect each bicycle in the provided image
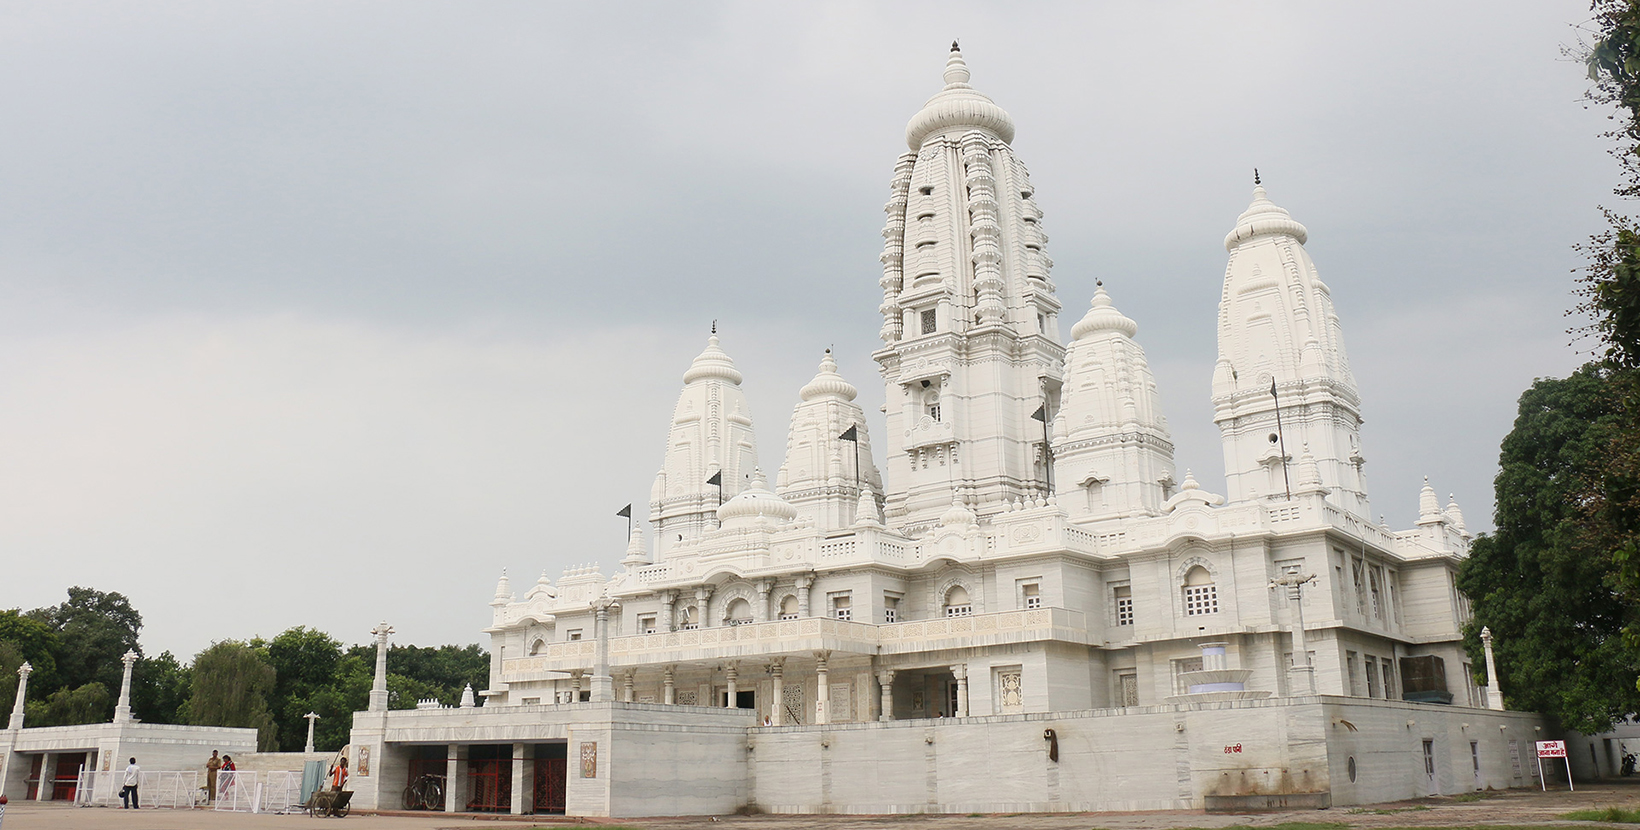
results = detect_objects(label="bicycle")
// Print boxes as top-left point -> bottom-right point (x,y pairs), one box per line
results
402,773 -> 445,811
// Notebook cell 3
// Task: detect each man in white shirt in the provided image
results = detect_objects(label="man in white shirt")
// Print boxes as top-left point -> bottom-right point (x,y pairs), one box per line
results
120,757 -> 140,809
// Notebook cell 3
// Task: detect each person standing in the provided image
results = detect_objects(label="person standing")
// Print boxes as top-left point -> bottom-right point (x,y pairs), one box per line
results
120,757 -> 141,809
328,756 -> 348,792
204,751 -> 222,803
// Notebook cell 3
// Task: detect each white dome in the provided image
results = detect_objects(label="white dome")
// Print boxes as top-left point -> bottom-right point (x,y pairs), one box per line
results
1070,283 -> 1137,340
716,469 -> 797,525
799,350 -> 857,402
682,333 -> 743,385
904,45 -> 1016,150
1224,184 -> 1308,251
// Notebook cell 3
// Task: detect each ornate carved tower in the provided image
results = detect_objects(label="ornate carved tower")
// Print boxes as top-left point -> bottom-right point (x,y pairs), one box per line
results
1212,183 -> 1370,515
649,332 -> 762,555
874,44 -> 1065,533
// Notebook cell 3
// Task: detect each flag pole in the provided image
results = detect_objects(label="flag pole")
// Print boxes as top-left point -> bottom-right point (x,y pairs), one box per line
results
1271,377 -> 1293,499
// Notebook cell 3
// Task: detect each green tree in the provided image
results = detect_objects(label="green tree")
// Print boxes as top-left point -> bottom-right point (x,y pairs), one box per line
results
24,682 -> 111,727
265,626 -> 345,751
1456,366 -> 1640,732
1576,0 -> 1640,693
186,640 -> 279,751
0,609 -> 60,689
26,587 -> 142,709
131,650 -> 191,725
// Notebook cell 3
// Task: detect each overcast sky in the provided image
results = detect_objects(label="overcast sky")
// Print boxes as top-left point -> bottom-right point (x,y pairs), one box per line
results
0,2 -> 1611,660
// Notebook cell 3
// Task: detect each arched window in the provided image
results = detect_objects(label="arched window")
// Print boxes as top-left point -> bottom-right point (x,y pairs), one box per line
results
1182,566 -> 1218,616
679,606 -> 699,631
529,638 -> 546,656
724,598 -> 753,626
778,595 -> 799,621
925,389 -> 941,422
944,585 -> 973,618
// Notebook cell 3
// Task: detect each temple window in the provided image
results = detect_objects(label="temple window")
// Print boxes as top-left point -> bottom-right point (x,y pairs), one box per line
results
638,614 -> 657,635
725,598 -> 753,626
1021,582 -> 1041,610
529,638 -> 546,655
830,593 -> 852,621
919,185 -> 934,196
1181,566 -> 1218,616
778,595 -> 799,621
944,585 -> 973,618
921,308 -> 937,335
925,389 -> 941,422
567,629 -> 583,641
679,606 -> 699,631
884,594 -> 900,623
1113,584 -> 1133,626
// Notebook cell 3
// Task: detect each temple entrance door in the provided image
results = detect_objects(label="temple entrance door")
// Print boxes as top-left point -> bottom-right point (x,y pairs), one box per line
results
465,745 -> 510,812
531,743 -> 566,814
52,754 -> 85,801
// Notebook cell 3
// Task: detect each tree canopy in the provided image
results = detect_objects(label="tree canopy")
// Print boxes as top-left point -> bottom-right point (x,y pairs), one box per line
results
1456,0 -> 1640,732
186,640 -> 280,750
1456,366 -> 1640,732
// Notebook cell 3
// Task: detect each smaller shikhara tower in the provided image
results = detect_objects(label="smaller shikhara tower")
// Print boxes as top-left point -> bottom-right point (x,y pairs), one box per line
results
1212,182 -> 1370,516
874,44 -> 1064,533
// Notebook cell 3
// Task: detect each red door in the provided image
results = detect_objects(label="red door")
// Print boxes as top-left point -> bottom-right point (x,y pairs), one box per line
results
532,758 -> 566,814
52,755 -> 83,802
465,759 -> 510,812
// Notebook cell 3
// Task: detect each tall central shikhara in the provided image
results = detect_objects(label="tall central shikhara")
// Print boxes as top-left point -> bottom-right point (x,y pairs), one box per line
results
874,44 -> 1066,532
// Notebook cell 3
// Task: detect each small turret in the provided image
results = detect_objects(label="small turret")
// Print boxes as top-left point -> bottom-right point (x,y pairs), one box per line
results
621,522 -> 651,569
1417,477 -> 1445,525
1445,494 -> 1469,537
491,569 -> 512,607
1053,282 -> 1176,520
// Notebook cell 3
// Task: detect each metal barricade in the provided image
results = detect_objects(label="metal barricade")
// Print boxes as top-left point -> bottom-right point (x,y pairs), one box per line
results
213,770 -> 258,813
74,771 -> 201,809
260,771 -> 303,814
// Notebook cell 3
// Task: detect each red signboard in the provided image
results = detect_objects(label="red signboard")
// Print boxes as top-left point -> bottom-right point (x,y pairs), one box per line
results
1536,740 -> 1567,758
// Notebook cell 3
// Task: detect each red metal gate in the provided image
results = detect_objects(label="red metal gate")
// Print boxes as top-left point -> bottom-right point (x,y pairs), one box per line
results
51,755 -> 83,801
532,757 -> 566,814
465,758 -> 510,812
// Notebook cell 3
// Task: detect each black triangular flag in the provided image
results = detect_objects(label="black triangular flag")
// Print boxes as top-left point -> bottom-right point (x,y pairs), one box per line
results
839,425 -> 858,442
706,471 -> 722,487
1031,404 -> 1048,422
1270,377 -> 1278,397
616,504 -> 632,518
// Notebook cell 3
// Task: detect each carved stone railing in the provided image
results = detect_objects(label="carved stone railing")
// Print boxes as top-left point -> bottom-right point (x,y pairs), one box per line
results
499,608 -> 1092,679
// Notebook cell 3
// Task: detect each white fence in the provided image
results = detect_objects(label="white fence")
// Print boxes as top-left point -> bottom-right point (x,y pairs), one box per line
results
72,769 -> 303,813
74,771 -> 202,809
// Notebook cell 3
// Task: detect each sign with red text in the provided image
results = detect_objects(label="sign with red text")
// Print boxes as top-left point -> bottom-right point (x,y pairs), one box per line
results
1536,740 -> 1567,758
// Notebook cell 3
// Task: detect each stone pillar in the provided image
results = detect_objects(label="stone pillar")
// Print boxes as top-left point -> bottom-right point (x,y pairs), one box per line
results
569,670 -> 584,703
755,579 -> 773,623
303,712 -> 320,753
1481,626 -> 1505,710
951,664 -> 969,718
369,622 -> 395,712
590,598 -> 615,702
9,662 -> 31,730
36,751 -> 52,801
724,663 -> 739,709
878,670 -> 895,722
795,574 -> 814,618
443,744 -> 458,813
1270,574 -> 1316,695
510,743 -> 526,815
769,659 -> 785,726
663,665 -> 676,705
622,672 -> 635,703
695,586 -> 714,628
660,591 -> 677,633
112,650 -> 138,723
814,651 -> 830,725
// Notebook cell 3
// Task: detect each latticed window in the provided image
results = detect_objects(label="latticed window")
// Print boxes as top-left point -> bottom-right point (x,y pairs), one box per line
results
1022,583 -> 1041,609
1182,566 -> 1217,616
884,596 -> 899,623
831,594 -> 851,621
944,585 -> 973,617
921,308 -> 937,335
1114,585 -> 1134,626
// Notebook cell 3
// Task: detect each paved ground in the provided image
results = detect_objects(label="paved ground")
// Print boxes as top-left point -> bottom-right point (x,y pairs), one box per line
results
1,780 -> 1637,829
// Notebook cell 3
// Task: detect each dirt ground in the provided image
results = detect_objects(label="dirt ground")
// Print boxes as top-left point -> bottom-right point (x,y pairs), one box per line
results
1,779 -> 1637,829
